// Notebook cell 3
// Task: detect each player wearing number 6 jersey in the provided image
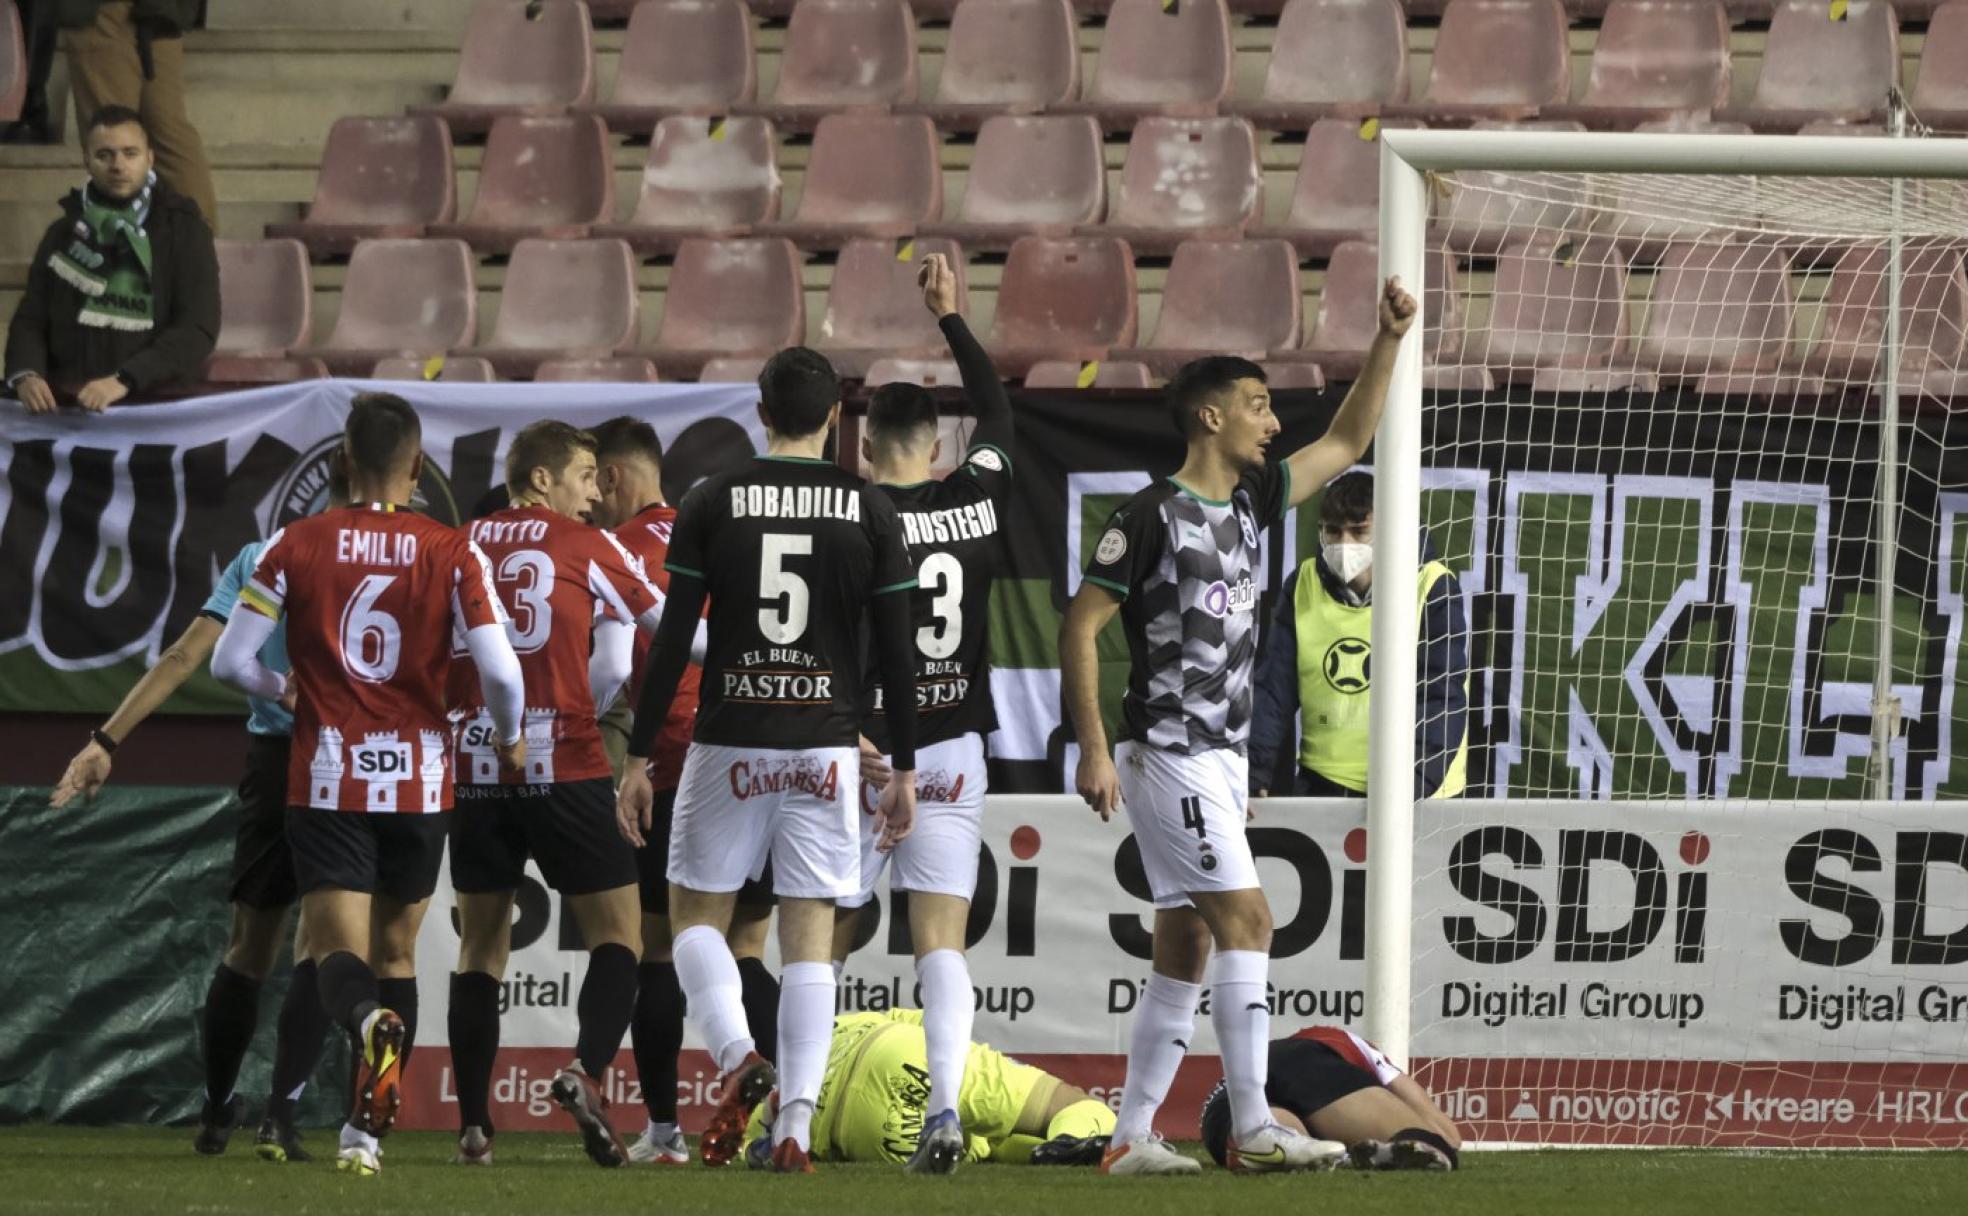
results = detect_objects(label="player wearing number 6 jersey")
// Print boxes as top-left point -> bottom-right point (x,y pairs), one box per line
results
211,392 -> 527,1179
1060,279 -> 1418,1177
616,347 -> 922,1174
834,252 -> 1012,1176
444,421 -> 690,1170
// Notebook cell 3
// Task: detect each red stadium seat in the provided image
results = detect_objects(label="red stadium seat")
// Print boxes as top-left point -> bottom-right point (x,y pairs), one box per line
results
1287,239 -> 1463,378
1471,236 -> 1631,383
591,115 -> 781,257
1639,240 -> 1797,382
580,0 -> 755,134
755,113 -> 943,250
737,0 -> 917,131
1385,0 -> 1571,124
459,238 -> 641,378
1261,361 -> 1329,390
1088,117 -> 1262,256
1720,0 -> 1898,131
2,0 -> 26,123
370,355 -> 500,382
1804,241 -> 1968,384
311,239 -> 478,376
213,239 -> 312,355
1608,115 -> 1755,260
1023,358 -> 1159,388
646,237 -> 807,380
985,235 -> 1139,375
265,116 -> 457,259
1547,0 -> 1731,128
535,356 -> 662,382
428,115 -> 614,255
1117,239 -> 1300,376
1248,117 -> 1419,260
1228,0 -> 1409,131
816,238 -> 969,379
697,355 -> 771,382
863,358 -> 964,387
906,0 -> 1079,131
921,115 -> 1105,253
1058,0 -> 1232,130
412,0 -> 595,137
1433,120 -> 1590,256
204,356 -> 331,385
1911,0 -> 1968,128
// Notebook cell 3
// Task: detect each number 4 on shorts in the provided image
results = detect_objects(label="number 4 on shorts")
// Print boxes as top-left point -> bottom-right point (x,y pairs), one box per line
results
1180,795 -> 1206,840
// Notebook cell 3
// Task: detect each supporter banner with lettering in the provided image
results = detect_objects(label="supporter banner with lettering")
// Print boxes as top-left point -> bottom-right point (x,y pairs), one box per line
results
392,796 -> 1968,1148
0,380 -> 765,715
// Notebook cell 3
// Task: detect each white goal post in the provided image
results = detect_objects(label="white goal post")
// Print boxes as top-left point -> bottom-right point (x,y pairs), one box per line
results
1364,128 -> 1968,1147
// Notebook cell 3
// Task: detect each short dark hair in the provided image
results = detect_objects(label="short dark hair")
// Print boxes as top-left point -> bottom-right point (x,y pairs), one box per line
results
1167,356 -> 1267,439
589,416 -> 664,470
865,382 -> 939,454
1319,470 -> 1375,528
505,420 -> 597,497
325,452 -> 352,508
757,347 -> 841,439
86,105 -> 147,138
344,392 -> 422,479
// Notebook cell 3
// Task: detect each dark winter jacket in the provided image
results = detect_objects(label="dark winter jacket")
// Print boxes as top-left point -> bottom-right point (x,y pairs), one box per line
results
5,178 -> 219,395
1249,531 -> 1471,797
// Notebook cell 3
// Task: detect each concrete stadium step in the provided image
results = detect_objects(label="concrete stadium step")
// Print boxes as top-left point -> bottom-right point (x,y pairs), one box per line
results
205,0 -> 482,31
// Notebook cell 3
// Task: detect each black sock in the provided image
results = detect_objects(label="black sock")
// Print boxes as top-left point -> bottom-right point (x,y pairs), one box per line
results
1393,1127 -> 1460,1170
317,950 -> 379,1040
448,971 -> 502,1133
737,956 -> 780,1063
575,943 -> 638,1081
267,959 -> 330,1115
377,977 -> 420,1066
632,961 -> 684,1122
201,963 -> 263,1108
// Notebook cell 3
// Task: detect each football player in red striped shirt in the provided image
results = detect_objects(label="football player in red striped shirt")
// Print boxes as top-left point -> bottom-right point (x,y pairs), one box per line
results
211,392 -> 526,1178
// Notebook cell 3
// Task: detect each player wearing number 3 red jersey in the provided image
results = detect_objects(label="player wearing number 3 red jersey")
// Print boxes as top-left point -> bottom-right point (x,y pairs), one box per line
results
444,420 -> 694,1170
211,393 -> 527,1178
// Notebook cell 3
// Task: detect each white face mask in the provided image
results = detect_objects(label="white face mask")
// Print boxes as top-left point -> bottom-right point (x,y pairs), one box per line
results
1323,541 -> 1374,584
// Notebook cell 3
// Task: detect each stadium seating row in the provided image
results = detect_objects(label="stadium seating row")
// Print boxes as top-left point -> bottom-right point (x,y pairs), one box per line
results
210,234 -> 1967,395
410,0 -> 1944,142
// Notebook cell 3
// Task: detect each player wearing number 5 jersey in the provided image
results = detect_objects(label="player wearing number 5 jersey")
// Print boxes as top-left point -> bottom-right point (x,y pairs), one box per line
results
834,252 -> 1013,1176
445,421 -> 690,1170
211,392 -> 527,1179
617,347 -> 923,1174
1060,279 -> 1418,1177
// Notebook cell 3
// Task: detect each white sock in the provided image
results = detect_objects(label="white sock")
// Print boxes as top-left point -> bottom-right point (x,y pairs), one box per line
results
1111,972 -> 1201,1145
646,1120 -> 678,1140
774,961 -> 836,1149
915,949 -> 973,1118
339,1122 -> 380,1153
672,924 -> 754,1072
1211,949 -> 1273,1141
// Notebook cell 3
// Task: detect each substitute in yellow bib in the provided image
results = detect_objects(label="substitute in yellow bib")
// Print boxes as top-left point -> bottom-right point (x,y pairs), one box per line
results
1250,472 -> 1469,798
741,1010 -> 1117,1168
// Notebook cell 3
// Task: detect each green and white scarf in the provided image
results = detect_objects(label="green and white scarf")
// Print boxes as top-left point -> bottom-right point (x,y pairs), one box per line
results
49,171 -> 156,333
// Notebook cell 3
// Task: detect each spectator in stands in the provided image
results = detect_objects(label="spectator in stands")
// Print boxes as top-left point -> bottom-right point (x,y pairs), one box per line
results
60,0 -> 218,228
2,0 -> 59,144
1249,471 -> 1470,799
4,103 -> 218,413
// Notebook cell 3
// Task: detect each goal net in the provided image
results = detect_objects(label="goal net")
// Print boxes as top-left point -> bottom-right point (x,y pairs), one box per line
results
1368,127 -> 1968,1147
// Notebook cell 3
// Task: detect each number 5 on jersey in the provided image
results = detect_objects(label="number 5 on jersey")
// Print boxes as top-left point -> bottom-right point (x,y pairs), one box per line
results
760,533 -> 813,643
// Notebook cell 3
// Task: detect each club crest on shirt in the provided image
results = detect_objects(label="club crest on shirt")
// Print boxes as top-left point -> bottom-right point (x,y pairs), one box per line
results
1239,509 -> 1259,550
967,447 -> 1004,473
1096,528 -> 1128,565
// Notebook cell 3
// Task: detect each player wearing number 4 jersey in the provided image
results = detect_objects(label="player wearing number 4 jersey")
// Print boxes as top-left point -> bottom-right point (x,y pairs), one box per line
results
617,346 -> 922,1175
211,393 -> 528,1179
445,421 -> 703,1170
1060,279 -> 1418,1176
834,252 -> 1011,1176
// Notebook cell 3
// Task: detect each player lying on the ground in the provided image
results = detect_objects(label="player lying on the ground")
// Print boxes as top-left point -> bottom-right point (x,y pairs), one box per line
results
739,1010 -> 1116,1167
1199,1026 -> 1463,1172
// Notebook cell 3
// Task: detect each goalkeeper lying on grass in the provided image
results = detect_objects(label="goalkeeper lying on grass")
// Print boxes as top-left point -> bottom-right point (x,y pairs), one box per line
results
742,1010 -> 1117,1168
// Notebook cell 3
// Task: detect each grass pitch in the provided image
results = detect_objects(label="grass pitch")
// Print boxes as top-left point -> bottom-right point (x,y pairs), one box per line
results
4,1128 -> 1968,1216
